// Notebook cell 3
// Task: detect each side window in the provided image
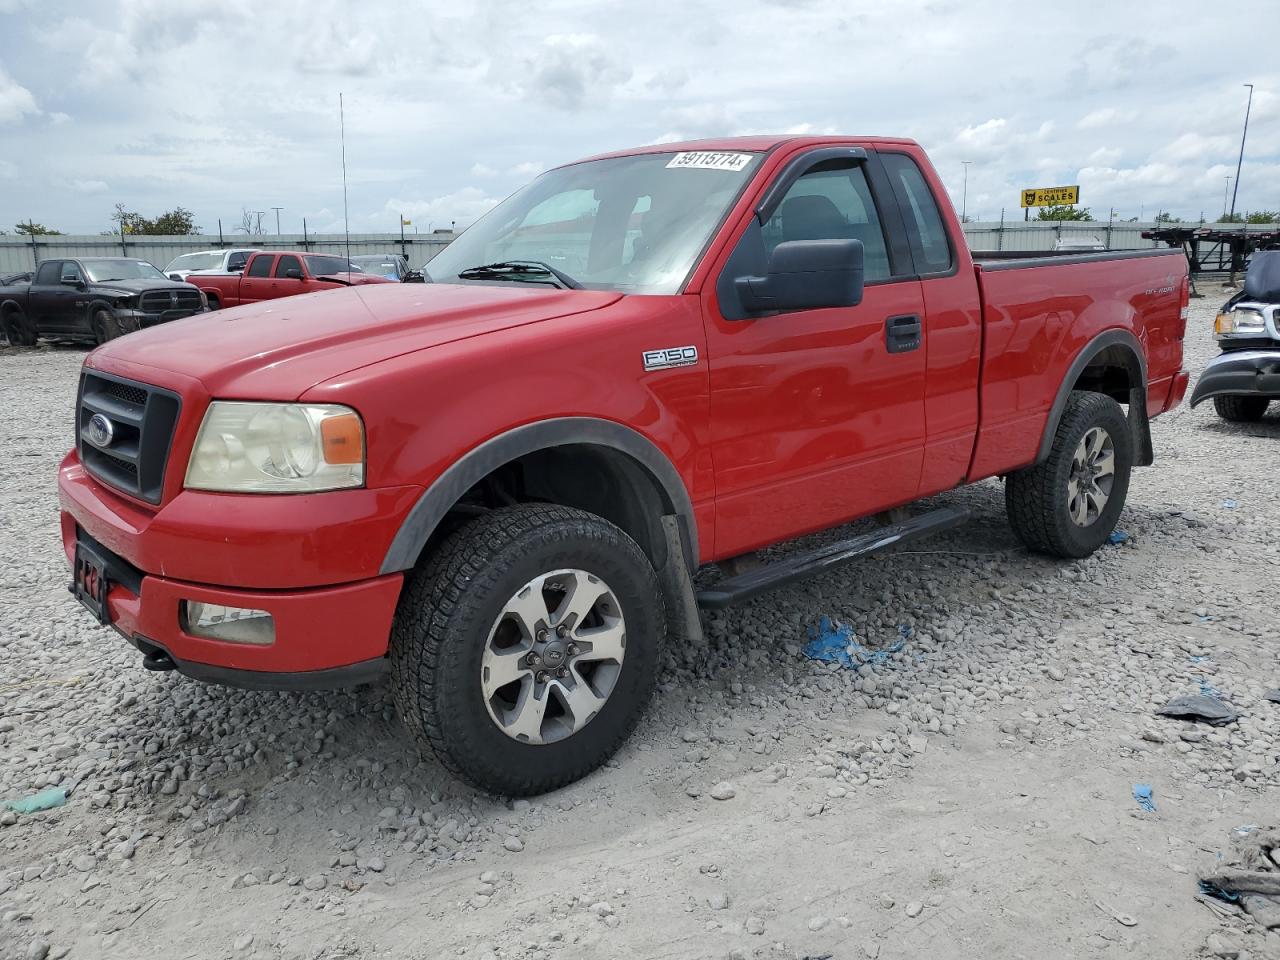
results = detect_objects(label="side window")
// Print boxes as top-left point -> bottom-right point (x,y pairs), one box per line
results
274,255 -> 301,278
762,161 -> 891,281
881,153 -> 954,275
227,252 -> 249,272
60,262 -> 83,283
246,255 -> 274,278
35,262 -> 61,285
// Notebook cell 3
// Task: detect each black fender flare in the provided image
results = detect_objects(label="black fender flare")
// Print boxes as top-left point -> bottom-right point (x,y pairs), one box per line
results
379,417 -> 699,576
1035,328 -> 1153,467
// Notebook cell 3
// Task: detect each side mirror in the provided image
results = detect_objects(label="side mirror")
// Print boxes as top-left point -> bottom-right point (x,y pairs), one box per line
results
734,239 -> 864,315
284,268 -> 303,280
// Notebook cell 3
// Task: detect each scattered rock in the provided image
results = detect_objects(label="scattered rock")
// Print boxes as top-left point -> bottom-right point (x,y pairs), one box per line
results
710,782 -> 736,801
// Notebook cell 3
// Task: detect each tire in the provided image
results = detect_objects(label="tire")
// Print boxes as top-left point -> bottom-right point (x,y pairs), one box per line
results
1006,391 -> 1133,559
2,306 -> 36,346
206,294 -> 220,310
1213,395 -> 1270,422
390,504 -> 666,795
90,307 -> 126,344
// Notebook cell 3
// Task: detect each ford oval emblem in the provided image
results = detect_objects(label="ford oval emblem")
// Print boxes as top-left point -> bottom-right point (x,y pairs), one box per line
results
88,413 -> 115,448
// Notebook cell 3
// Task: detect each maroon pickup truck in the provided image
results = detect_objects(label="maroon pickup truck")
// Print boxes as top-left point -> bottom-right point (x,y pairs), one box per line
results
60,136 -> 1189,795
188,251 -> 392,309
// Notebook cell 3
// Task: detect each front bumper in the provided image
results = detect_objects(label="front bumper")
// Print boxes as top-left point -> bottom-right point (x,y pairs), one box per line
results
117,306 -> 207,329
1189,349 -> 1280,407
58,450 -> 418,685
61,519 -> 404,684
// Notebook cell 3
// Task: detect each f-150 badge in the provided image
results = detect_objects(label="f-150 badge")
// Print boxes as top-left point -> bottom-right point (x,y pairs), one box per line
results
642,346 -> 698,371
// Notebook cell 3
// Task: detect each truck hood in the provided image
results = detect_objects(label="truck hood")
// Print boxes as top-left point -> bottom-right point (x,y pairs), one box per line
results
96,278 -> 198,296
87,281 -> 622,399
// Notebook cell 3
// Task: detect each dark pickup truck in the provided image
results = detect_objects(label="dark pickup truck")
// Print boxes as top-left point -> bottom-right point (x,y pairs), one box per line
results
0,257 -> 206,346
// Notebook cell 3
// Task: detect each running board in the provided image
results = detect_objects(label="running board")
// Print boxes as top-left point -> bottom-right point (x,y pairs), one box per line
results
695,507 -> 969,610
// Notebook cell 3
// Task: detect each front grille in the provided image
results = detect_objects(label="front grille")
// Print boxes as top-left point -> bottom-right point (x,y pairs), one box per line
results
139,289 -> 203,313
77,371 -> 181,505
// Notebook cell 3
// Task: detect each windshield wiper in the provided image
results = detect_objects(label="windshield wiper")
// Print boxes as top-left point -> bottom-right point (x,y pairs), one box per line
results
455,260 -> 581,289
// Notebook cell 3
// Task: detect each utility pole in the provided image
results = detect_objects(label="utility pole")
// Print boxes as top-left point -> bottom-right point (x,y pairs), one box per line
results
1223,177 -> 1231,220
252,211 -> 265,236
1229,83 -> 1253,220
961,161 -> 972,223
271,206 -> 284,236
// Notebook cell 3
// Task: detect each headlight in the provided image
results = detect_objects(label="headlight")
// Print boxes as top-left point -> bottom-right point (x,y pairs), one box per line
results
1215,308 -> 1266,338
197,290 -> 209,309
185,402 -> 364,493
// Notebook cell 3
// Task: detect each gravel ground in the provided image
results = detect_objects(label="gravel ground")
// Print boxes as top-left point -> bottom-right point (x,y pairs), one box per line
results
1,285 -> 1278,960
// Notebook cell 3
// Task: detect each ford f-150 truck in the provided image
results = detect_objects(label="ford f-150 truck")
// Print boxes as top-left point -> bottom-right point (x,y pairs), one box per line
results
58,136 -> 1190,795
1,257 -> 205,345
187,250 -> 393,309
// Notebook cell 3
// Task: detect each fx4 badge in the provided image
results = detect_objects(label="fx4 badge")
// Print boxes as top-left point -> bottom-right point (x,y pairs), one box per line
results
642,345 -> 698,371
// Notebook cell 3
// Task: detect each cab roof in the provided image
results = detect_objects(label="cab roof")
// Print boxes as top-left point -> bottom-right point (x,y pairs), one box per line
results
564,135 -> 920,168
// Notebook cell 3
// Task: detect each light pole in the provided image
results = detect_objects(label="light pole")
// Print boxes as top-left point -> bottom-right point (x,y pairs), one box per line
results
1223,177 -> 1231,220
961,161 -> 972,222
271,206 -> 284,236
1229,83 -> 1253,219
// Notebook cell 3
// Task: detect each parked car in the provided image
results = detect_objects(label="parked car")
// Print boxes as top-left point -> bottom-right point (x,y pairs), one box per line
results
1,257 -> 205,345
186,251 -> 393,308
59,135 -> 1189,796
162,248 -> 259,281
1190,249 -> 1280,421
350,254 -> 416,281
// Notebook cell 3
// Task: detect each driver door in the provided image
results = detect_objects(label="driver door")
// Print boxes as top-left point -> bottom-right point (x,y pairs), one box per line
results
701,149 -> 928,557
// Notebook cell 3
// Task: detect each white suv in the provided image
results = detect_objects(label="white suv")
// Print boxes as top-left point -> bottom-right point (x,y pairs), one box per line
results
163,248 -> 259,281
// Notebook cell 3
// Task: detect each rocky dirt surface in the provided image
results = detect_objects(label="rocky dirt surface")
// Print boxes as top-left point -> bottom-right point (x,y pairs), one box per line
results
1,285 -> 1278,960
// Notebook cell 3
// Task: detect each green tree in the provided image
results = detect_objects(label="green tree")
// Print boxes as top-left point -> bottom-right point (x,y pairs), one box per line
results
14,220 -> 62,235
1245,210 -> 1280,224
111,203 -> 199,235
1154,211 -> 1180,223
1218,212 -> 1245,223
1036,205 -> 1094,221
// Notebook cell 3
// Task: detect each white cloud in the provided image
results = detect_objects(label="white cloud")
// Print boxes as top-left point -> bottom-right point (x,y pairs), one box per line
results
49,112 -> 71,125
0,68 -> 38,123
1077,108 -> 1137,130
518,33 -> 631,110
70,179 -> 109,194
507,161 -> 543,177
470,163 -> 498,178
0,160 -> 17,179
384,187 -> 504,229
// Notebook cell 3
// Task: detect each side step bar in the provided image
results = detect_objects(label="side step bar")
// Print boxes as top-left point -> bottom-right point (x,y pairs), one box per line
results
695,507 -> 970,610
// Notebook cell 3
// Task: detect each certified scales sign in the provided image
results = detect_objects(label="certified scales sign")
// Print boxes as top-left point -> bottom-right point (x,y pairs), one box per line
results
1021,185 -> 1081,208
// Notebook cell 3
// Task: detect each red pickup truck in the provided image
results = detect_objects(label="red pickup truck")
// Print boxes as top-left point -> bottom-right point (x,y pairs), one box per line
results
188,250 -> 392,308
59,136 -> 1189,795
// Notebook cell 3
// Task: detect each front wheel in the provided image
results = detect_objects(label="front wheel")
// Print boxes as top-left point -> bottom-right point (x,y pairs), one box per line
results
1006,391 -> 1133,558
90,307 -> 127,344
1213,395 -> 1270,422
390,504 -> 666,795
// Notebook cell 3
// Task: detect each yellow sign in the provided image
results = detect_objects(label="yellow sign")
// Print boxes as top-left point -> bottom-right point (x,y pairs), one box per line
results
401,218 -> 412,226
1021,185 -> 1080,208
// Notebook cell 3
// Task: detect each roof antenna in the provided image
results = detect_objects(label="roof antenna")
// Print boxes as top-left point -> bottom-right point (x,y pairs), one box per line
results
340,92 -> 351,271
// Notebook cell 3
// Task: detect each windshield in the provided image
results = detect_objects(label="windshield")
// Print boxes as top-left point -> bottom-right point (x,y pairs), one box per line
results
164,252 -> 222,272
305,255 -> 354,276
83,259 -> 168,282
352,256 -> 400,277
425,150 -> 762,294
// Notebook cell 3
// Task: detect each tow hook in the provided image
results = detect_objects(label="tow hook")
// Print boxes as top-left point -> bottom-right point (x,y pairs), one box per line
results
142,648 -> 176,672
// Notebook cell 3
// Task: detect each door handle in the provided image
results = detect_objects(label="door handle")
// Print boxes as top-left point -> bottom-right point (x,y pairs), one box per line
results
885,314 -> 922,354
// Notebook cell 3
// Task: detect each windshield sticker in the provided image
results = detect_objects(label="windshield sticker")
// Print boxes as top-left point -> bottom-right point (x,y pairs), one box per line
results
665,152 -> 753,172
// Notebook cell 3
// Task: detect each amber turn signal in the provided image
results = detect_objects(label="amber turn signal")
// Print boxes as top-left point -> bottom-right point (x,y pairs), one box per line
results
320,412 -> 364,465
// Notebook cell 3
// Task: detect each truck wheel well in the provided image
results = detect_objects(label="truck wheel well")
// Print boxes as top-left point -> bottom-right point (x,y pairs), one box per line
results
1071,344 -> 1140,403
424,444 -> 678,574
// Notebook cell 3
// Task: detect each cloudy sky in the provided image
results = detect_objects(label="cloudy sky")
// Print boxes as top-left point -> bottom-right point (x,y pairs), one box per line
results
0,0 -> 1277,236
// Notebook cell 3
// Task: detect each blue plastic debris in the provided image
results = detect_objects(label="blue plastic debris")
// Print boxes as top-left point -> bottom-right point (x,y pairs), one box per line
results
1188,654 -> 1210,664
1107,529 -> 1129,545
1222,499 -> 1238,509
3,787 -> 67,814
1198,879 -> 1240,903
803,617 -> 904,670
1133,784 -> 1156,812
1198,677 -> 1226,699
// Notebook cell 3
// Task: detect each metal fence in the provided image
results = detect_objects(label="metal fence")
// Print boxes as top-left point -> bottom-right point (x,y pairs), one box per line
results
3,222 -> 1276,274
0,232 -> 456,274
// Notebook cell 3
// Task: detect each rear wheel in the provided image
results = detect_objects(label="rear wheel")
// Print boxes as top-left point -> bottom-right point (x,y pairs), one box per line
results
1006,391 -> 1133,559
90,307 -> 127,344
1213,395 -> 1270,422
390,504 -> 665,795
2,307 -> 36,346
